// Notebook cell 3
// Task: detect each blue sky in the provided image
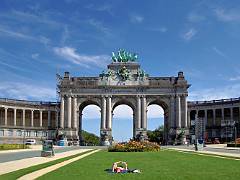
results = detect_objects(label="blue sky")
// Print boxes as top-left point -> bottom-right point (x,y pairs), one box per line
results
1,0 -> 240,141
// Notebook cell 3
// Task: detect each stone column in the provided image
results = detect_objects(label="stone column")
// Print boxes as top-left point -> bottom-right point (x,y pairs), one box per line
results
48,110 -> 51,127
187,110 -> 190,128
183,95 -> 188,128
170,95 -> 175,128
22,109 -> 25,127
79,113 -> 83,145
72,96 -> 77,129
222,108 -> 224,124
39,110 -> 42,127
213,109 -> 216,126
106,96 -> 112,129
136,96 -> 141,129
205,109 -> 208,127
230,108 -> 233,121
195,110 -> 198,120
13,108 -> 16,126
101,96 -> 106,129
55,110 -> 59,128
141,96 -> 147,129
4,107 -> 7,126
60,95 -> 64,128
31,110 -> 34,127
176,95 -> 181,128
67,96 -> 72,128
133,112 -> 135,137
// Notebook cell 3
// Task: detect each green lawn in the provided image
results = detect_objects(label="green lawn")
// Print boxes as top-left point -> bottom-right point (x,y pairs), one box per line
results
38,150 -> 240,180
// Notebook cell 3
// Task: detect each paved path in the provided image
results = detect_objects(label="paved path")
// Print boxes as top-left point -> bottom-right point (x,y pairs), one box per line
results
167,146 -> 240,159
0,146 -> 89,163
18,149 -> 100,180
165,145 -> 240,154
0,148 -> 92,175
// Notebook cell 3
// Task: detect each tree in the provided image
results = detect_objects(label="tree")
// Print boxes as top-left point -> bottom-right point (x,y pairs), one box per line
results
81,130 -> 100,146
147,125 -> 164,144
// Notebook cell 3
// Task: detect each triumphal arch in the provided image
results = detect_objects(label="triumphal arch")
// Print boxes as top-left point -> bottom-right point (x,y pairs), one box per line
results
58,50 -> 190,145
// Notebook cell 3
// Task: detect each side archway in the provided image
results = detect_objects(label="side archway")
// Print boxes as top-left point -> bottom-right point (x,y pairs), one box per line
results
147,98 -> 170,144
78,99 -> 101,145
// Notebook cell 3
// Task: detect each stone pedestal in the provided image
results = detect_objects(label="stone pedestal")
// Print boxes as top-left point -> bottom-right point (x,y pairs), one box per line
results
100,129 -> 112,146
135,128 -> 148,141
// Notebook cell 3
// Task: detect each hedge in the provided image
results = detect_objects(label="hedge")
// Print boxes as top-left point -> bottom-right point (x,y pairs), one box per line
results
0,144 -> 29,150
108,140 -> 160,152
227,144 -> 240,148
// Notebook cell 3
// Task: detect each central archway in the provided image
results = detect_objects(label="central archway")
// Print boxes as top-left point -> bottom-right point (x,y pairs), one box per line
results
112,105 -> 133,142
112,98 -> 136,143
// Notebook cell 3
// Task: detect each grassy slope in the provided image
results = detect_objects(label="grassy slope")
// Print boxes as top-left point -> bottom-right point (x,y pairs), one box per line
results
0,150 -> 92,180
38,150 -> 240,180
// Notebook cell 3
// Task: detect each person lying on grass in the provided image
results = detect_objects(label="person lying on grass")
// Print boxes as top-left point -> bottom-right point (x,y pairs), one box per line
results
112,161 -> 128,173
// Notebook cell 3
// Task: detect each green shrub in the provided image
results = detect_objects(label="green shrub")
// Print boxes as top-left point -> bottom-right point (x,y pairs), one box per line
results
0,144 -> 29,150
108,140 -> 160,152
227,143 -> 240,147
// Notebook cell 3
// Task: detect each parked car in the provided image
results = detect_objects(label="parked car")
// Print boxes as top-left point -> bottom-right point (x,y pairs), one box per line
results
25,139 -> 36,145
213,138 -> 220,144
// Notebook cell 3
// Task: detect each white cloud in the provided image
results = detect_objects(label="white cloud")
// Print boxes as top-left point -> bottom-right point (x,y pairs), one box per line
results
82,104 -> 164,120
61,26 -> 69,45
214,8 -> 240,22
85,3 -> 113,15
229,76 -> 240,81
0,82 -> 56,101
0,27 -> 36,41
189,84 -> 240,101
212,46 -> 228,59
53,46 -> 110,68
130,14 -> 144,23
114,105 -> 164,119
0,26 -> 50,46
147,105 -> 164,118
82,105 -> 101,119
182,28 -> 197,41
113,105 -> 133,119
31,53 -> 39,59
9,10 -> 63,27
148,27 -> 168,33
87,19 -> 111,36
188,12 -> 205,22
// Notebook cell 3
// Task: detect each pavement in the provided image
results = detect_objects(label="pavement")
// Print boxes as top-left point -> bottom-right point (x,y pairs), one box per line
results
0,148 -> 92,175
18,149 -> 100,180
0,145 -> 88,163
165,144 -> 240,159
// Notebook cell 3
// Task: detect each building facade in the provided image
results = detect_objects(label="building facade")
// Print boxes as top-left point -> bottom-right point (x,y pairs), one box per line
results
0,54 -> 190,145
0,98 -> 59,144
188,98 -> 240,143
58,60 -> 189,145
0,52 -> 239,145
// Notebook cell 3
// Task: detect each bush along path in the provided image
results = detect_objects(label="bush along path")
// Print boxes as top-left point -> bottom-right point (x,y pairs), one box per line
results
18,149 -> 100,180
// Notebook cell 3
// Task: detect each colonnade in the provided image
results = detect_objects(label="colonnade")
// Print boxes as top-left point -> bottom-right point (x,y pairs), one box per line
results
0,107 -> 58,128
190,107 -> 240,126
60,95 -> 78,129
